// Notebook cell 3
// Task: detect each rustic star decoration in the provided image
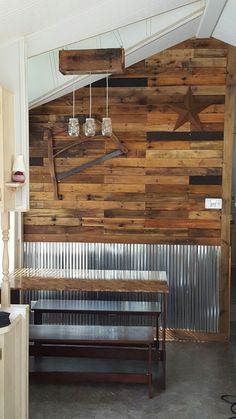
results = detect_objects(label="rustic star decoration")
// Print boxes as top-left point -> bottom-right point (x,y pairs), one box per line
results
170,86 -> 211,131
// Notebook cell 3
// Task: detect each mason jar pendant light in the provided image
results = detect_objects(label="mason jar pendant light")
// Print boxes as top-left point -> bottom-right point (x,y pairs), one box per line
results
84,75 -> 96,137
68,85 -> 79,136
102,73 -> 112,137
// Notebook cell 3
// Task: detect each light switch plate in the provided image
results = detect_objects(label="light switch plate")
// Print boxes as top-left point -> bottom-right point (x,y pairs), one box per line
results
205,198 -> 222,209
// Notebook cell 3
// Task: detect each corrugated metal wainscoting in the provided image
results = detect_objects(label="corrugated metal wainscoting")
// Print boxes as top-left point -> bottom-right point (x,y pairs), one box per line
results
23,242 -> 220,333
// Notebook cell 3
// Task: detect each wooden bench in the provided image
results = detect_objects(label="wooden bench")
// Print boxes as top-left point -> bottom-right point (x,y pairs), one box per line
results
29,324 -> 154,398
29,298 -> 166,393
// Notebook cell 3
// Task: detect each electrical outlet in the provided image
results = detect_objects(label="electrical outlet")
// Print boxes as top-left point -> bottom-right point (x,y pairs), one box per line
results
205,198 -> 222,209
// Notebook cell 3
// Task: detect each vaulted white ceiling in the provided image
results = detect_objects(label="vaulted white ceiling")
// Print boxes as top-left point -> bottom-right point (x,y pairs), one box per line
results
0,0 -> 235,108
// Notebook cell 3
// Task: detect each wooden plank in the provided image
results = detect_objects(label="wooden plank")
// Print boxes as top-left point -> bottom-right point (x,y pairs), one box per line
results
144,219 -> 220,229
104,175 -> 189,185
146,150 -> 222,159
25,208 -> 104,218
144,159 -> 223,168
148,68 -> 226,86
10,268 -> 168,293
145,168 -> 222,177
219,46 -> 236,338
189,176 -> 222,185
23,233 -> 220,245
147,131 -> 224,141
24,217 -> 82,226
44,183 -> 146,193
145,56 -> 227,69
34,200 -> 145,211
170,39 -> 227,49
59,48 -> 125,74
189,211 -> 221,221
145,187 -> 222,199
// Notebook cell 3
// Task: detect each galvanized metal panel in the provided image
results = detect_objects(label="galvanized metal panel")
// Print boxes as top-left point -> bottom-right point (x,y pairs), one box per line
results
23,242 -> 220,332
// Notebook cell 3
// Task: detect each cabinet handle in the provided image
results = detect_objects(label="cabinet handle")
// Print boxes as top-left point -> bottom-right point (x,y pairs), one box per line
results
0,348 -> 2,360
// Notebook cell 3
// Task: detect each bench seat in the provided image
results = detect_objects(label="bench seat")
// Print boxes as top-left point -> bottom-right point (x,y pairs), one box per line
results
29,324 -> 154,397
29,324 -> 154,345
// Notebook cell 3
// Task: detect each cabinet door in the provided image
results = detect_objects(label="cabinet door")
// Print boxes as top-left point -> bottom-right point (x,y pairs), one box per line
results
0,310 -> 29,419
0,338 -> 4,419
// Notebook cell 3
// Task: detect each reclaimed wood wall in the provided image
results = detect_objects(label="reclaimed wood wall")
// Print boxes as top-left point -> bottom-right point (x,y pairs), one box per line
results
26,38 -> 229,244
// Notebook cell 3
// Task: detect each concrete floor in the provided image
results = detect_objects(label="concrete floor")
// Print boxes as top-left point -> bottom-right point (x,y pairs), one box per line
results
29,332 -> 236,419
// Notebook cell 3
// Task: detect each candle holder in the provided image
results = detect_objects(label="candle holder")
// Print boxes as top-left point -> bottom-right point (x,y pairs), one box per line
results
12,154 -> 25,183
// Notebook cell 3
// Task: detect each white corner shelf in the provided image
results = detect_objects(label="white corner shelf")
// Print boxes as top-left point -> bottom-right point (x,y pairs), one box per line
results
5,182 -> 25,188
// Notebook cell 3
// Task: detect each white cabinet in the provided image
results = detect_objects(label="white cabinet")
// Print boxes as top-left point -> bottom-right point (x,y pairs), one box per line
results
0,305 -> 29,419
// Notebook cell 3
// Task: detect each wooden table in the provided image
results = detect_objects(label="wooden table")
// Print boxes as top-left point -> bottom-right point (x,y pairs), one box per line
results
9,268 -> 168,293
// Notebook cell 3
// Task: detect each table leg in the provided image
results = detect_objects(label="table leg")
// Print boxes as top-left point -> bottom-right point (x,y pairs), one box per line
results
155,314 -> 159,351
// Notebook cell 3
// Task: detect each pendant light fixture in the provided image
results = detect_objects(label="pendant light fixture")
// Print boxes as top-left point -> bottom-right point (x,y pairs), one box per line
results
68,85 -> 79,136
84,74 -> 96,137
102,73 -> 112,137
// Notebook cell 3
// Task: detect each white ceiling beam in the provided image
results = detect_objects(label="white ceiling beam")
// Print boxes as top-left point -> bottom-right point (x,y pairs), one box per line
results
26,0 -> 202,57
212,0 -> 236,47
196,0 -> 227,38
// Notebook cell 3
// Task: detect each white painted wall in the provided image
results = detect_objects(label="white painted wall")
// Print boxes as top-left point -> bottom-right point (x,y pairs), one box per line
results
0,38 -> 29,211
0,38 -> 29,280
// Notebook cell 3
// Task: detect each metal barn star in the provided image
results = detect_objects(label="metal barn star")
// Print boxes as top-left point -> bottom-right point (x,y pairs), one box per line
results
170,87 -> 210,131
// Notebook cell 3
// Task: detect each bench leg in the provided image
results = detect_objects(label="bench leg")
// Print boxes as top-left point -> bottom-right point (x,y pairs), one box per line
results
34,312 -> 43,325
148,343 -> 152,399
160,349 -> 166,390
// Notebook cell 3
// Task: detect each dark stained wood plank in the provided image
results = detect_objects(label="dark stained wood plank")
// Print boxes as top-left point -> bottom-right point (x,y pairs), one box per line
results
189,176 -> 222,185
29,157 -> 44,166
92,78 -> 147,87
147,131 -> 224,141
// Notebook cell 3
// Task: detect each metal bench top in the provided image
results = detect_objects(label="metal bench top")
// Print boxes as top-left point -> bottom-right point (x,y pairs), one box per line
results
32,299 -> 161,314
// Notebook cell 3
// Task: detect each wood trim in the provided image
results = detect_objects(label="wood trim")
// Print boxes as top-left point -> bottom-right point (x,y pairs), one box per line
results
219,45 -> 236,336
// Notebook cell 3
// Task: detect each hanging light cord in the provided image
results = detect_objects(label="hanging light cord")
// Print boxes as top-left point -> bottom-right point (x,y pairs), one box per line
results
72,87 -> 75,118
89,75 -> 92,118
106,73 -> 109,118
